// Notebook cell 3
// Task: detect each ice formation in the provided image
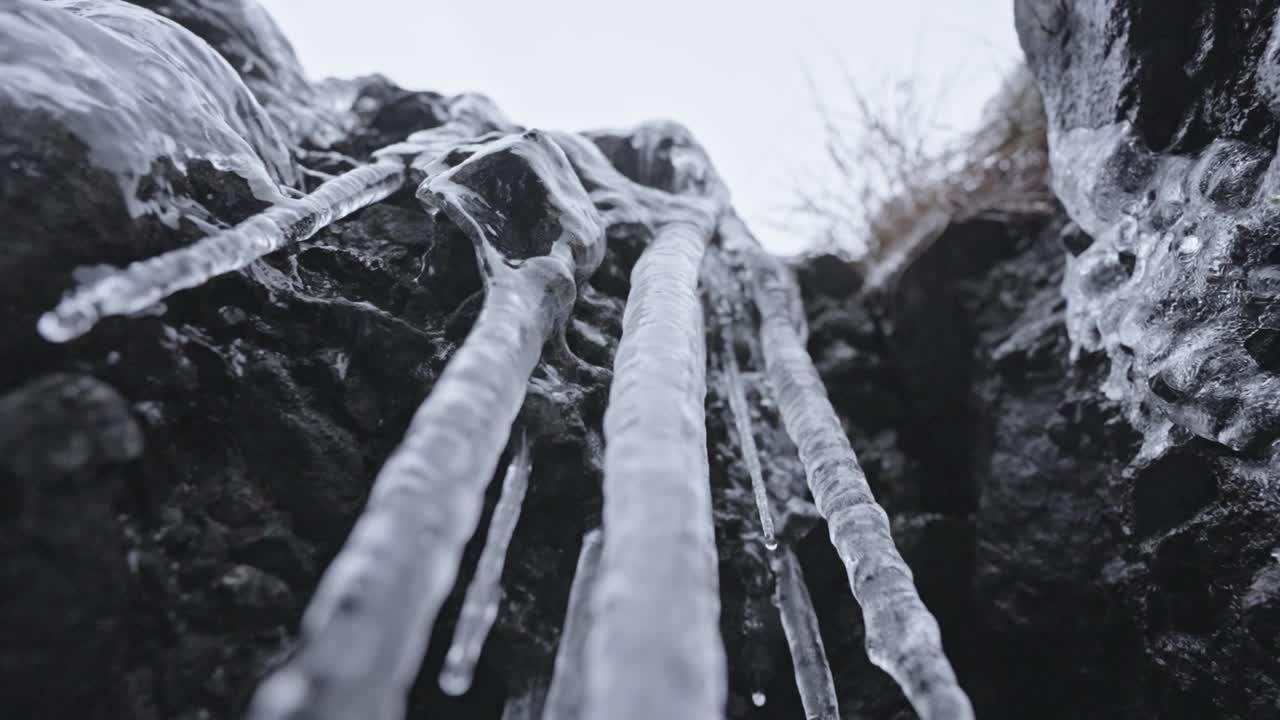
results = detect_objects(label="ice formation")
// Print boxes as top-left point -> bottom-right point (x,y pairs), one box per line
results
501,681 -> 548,720
246,132 -> 603,720
439,433 -> 533,696
39,159 -> 404,342
733,212 -> 974,720
2,0 -> 297,214
714,289 -> 778,549
17,8 -> 981,712
542,529 -> 603,720
772,547 -> 840,720
35,36 -> 516,343
583,124 -> 727,720
1049,121 -> 1280,451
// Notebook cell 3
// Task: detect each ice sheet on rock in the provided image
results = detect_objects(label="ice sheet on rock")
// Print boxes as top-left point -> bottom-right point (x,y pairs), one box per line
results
772,547 -> 839,720
1050,121 -> 1280,450
246,132 -> 603,720
1,0 -> 297,219
584,204 -> 725,719
439,433 -> 532,696
543,529 -> 603,720
126,0 -> 357,147
38,159 -> 405,342
730,212 -> 973,720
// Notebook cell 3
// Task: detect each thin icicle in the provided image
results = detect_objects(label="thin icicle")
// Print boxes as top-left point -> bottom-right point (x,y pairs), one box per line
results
728,210 -> 974,720
38,159 -> 405,342
503,681 -> 549,720
720,323 -> 778,550
772,546 -> 839,720
439,433 -> 533,696
583,202 -> 727,720
246,132 -> 603,720
543,529 -> 604,720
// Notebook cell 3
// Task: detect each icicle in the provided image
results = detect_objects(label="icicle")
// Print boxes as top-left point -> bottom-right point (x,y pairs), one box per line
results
38,158 -> 404,342
583,200 -> 727,720
39,92 -> 517,343
439,432 -> 533,696
543,529 -> 604,720
772,547 -> 840,720
728,209 -> 974,720
503,681 -> 549,720
246,132 -> 603,720
720,324 -> 778,550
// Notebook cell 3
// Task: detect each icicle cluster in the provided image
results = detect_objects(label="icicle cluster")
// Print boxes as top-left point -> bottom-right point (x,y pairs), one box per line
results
772,547 -> 840,720
732,211 -> 974,720
246,132 -> 603,720
543,529 -> 603,720
439,433 -> 533,696
25,13 -> 979,707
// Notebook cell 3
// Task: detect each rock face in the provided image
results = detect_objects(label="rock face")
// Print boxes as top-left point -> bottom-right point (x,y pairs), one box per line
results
3,1 -> 1279,719
789,1 -> 1280,718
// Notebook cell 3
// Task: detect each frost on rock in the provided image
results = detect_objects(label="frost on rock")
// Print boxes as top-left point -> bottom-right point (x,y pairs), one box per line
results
1048,120 -> 1280,452
439,433 -> 533,696
542,529 -> 603,720
582,122 -> 727,720
246,131 -> 603,720
730,212 -> 973,720
772,547 -> 839,720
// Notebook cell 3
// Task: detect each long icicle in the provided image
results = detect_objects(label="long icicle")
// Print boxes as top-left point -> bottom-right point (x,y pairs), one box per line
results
542,529 -> 604,720
247,132 -> 602,720
38,159 -> 405,342
772,546 -> 840,720
719,319 -> 778,550
729,211 -> 974,720
439,431 -> 533,696
582,206 -> 727,720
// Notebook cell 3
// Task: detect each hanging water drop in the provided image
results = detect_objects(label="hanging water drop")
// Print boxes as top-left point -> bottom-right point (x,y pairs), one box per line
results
752,690 -> 767,707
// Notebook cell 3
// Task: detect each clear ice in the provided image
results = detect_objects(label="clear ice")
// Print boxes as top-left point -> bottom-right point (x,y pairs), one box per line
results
542,529 -> 604,720
772,546 -> 840,720
439,433 -> 533,696
583,123 -> 727,720
735,212 -> 974,720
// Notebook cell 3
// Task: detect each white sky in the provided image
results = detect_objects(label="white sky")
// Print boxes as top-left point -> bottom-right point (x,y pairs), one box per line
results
258,0 -> 1020,253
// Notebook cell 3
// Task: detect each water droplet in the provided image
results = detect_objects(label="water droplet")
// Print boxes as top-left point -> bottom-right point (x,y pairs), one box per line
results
751,690 -> 767,707
763,536 -> 779,551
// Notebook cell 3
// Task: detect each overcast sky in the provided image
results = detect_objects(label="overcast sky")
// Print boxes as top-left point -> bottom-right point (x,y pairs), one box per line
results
258,0 -> 1020,253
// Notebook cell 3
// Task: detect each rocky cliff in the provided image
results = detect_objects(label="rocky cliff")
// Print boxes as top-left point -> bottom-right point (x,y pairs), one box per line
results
1,1 -> 1278,719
